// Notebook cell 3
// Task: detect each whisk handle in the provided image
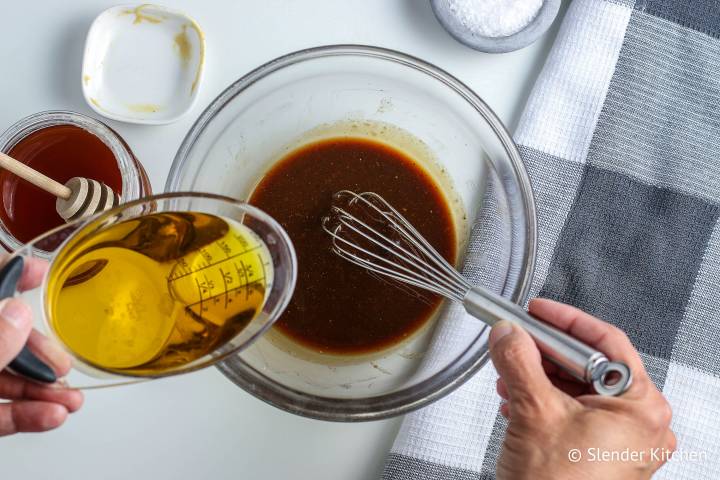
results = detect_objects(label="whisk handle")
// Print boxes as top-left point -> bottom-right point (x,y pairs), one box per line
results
464,287 -> 631,397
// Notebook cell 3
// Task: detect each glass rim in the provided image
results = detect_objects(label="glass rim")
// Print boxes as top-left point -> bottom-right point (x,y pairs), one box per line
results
168,44 -> 538,421
0,110 -> 145,252
14,191 -> 298,381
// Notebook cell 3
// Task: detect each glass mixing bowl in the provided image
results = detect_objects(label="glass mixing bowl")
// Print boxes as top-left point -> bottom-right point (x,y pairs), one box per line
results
166,45 -> 536,421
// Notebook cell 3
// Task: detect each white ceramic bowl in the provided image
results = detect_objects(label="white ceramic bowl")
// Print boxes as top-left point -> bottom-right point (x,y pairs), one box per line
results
82,4 -> 205,124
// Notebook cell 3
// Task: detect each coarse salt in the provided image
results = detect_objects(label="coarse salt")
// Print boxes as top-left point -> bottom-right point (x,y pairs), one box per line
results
445,0 -> 543,38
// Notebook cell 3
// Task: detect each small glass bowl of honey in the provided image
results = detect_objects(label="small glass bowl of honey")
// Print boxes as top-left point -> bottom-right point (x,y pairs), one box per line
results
8,192 -> 297,388
0,110 -> 151,254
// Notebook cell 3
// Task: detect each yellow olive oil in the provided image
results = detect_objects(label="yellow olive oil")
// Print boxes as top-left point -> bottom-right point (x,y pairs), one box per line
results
46,212 -> 273,375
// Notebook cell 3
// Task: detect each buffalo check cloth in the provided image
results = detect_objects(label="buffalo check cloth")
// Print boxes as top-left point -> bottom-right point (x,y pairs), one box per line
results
382,0 -> 720,478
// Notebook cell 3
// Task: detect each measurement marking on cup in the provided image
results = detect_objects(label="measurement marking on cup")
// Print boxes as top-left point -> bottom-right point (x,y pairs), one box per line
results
202,273 -> 214,295
218,239 -> 232,257
220,267 -> 231,309
258,253 -> 267,291
168,244 -> 263,281
194,278 -> 204,315
236,260 -> 250,300
186,278 -> 265,309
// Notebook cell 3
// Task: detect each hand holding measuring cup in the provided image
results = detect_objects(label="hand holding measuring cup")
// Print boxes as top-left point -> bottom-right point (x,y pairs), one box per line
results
0,255 -> 82,436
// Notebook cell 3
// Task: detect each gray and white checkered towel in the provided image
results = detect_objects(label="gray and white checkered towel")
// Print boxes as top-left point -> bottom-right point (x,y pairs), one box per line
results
382,0 -> 720,478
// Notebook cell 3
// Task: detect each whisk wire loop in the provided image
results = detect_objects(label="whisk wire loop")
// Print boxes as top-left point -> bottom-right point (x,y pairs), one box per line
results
331,240 -> 465,301
359,192 -> 467,280
328,227 -> 465,301
323,191 -> 469,301
330,206 -> 465,297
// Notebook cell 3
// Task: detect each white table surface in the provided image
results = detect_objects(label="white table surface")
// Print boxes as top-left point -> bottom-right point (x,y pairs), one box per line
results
0,1 -> 566,478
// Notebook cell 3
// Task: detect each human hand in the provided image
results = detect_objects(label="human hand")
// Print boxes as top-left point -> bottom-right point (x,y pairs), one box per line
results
491,298 -> 674,480
0,255 -> 83,436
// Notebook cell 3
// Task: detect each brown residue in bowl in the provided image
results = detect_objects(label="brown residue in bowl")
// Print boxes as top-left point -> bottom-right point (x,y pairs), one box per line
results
127,103 -> 162,113
174,24 -> 191,65
121,4 -> 163,25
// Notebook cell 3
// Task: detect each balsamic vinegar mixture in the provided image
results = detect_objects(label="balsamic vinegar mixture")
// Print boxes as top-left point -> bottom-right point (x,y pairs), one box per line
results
250,137 -> 456,354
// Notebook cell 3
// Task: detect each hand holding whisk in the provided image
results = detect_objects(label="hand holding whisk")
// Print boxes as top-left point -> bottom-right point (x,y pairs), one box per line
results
322,190 -> 631,396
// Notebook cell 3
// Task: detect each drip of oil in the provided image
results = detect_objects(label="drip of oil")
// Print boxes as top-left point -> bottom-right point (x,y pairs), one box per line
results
45,212 -> 273,375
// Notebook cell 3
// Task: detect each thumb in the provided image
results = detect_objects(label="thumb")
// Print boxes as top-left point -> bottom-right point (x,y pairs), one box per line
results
489,320 -> 557,408
0,298 -> 33,369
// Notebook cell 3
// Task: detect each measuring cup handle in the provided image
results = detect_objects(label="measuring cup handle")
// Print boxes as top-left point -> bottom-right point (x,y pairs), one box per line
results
0,257 -> 57,383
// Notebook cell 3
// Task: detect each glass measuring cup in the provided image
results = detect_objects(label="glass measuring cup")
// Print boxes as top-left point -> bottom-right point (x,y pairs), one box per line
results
3,192 -> 296,388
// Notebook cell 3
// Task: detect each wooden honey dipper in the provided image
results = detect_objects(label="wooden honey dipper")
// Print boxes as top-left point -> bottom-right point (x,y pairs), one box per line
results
0,151 -> 119,221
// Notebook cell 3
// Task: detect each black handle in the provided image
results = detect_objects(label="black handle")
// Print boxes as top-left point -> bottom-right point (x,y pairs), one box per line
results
0,257 -> 56,383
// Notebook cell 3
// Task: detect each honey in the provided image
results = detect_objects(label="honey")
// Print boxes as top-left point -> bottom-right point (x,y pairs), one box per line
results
0,124 -> 123,244
46,212 -> 273,375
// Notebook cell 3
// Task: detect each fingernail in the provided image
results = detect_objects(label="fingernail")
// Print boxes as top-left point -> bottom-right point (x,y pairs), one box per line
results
0,298 -> 30,330
489,320 -> 514,348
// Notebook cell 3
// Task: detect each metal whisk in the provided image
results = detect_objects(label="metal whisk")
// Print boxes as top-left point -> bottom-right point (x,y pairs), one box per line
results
322,190 -> 631,396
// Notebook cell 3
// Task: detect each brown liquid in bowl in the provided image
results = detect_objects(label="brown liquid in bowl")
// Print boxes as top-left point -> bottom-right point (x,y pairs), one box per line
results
249,137 -> 456,354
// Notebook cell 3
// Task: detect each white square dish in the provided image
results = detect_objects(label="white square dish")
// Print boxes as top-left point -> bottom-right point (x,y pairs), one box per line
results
82,4 -> 205,125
